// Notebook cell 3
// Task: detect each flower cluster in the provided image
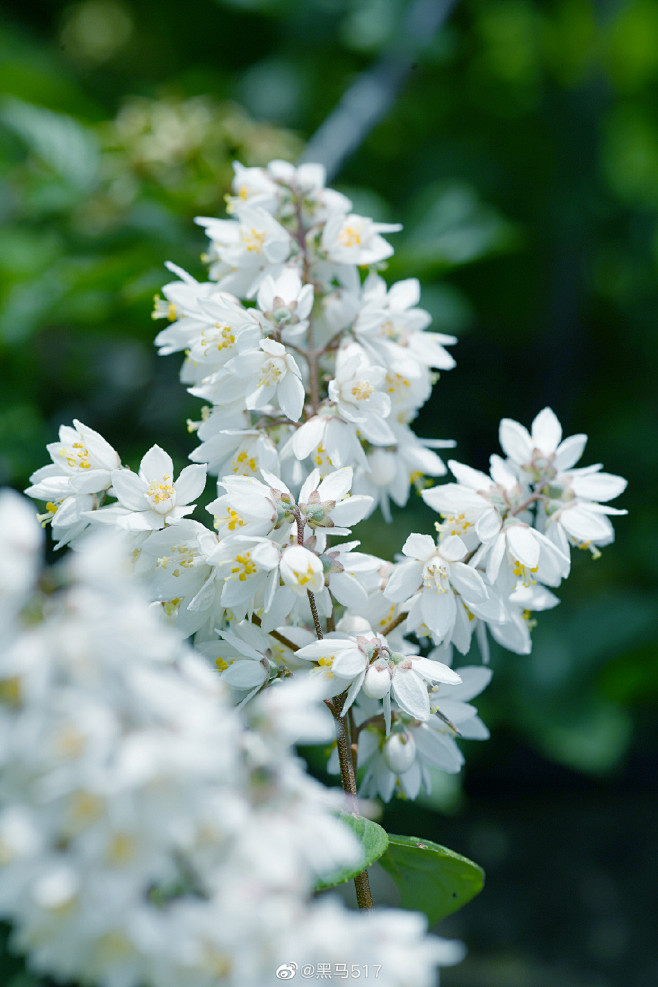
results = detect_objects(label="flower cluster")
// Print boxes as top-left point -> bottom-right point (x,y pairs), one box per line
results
25,161 -> 627,812
412,407 -> 628,657
0,490 -> 463,987
16,158 -> 629,986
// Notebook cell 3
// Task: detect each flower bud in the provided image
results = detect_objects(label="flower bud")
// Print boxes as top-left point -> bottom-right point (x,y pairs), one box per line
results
382,731 -> 416,774
362,660 -> 391,699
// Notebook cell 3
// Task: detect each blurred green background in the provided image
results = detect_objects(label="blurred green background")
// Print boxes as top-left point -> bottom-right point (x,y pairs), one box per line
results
1,1 -> 656,984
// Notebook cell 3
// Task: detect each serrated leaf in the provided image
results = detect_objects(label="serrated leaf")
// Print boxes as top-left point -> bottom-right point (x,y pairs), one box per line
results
379,833 -> 484,924
314,815 -> 389,890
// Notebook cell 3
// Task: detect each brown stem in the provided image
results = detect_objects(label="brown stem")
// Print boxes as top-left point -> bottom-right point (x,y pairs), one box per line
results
316,330 -> 346,358
331,697 -> 373,910
510,490 -> 546,516
250,614 -> 299,654
306,590 -> 324,640
347,706 -> 358,777
254,414 -> 301,430
380,609 -> 408,637
352,711 -> 387,737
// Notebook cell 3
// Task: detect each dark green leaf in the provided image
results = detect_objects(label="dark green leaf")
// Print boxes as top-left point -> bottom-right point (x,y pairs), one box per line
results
379,834 -> 484,924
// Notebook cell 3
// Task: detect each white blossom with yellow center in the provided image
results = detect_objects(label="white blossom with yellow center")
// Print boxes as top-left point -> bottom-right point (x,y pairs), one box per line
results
385,533 -> 495,647
88,444 -> 206,532
328,342 -> 394,446
226,337 -> 305,422
280,545 -> 324,596
322,212 -> 401,266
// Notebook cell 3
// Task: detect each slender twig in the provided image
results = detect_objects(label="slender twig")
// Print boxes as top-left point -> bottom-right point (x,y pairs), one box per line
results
332,698 -> 358,795
347,706 -> 359,777
250,614 -> 299,654
352,711 -> 387,737
316,330 -> 347,358
380,609 -> 408,637
331,697 -> 373,910
306,590 -> 324,640
510,491 -> 546,516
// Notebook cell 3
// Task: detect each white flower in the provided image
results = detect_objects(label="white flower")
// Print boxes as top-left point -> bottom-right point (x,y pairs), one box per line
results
385,533 -> 495,646
227,161 -> 280,212
27,419 -> 120,496
328,342 -> 394,445
90,445 -> 206,532
294,632 -> 374,712
298,466 -> 373,534
196,204 -> 292,294
322,212 -> 401,266
543,465 -> 628,557
357,665 -> 491,801
5,499 -> 447,987
488,583 -> 560,655
289,411 -> 369,471
360,648 -> 461,733
206,472 -> 294,541
227,338 -> 305,422
181,295 -> 261,373
355,423 -> 450,522
319,540 -> 382,610
354,272 -> 457,375
499,406 -> 593,480
205,534 -> 290,628
134,520 -> 220,635
152,263 -> 237,353
422,462 -> 503,543
280,544 -> 325,596
25,420 -> 122,548
199,620 -> 272,702
497,408 -> 627,557
267,159 -> 352,220
477,520 -> 571,590
255,267 -> 314,343
0,489 -> 42,627
278,897 -> 465,987
550,499 -> 626,553
189,421 -> 281,479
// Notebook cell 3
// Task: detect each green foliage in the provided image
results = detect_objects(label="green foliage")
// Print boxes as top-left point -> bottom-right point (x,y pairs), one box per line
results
397,182 -> 518,274
379,834 -> 485,925
0,4 -> 654,983
1,0 -> 655,799
314,815 -> 389,889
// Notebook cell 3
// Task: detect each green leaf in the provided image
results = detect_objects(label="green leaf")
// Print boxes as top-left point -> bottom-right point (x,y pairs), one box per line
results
0,97 -> 99,189
314,815 -> 389,890
379,834 -> 484,924
400,182 -> 518,273
8,974 -> 43,987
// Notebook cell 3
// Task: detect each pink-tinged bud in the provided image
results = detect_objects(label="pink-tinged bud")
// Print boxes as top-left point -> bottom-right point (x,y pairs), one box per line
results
382,731 -> 416,774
